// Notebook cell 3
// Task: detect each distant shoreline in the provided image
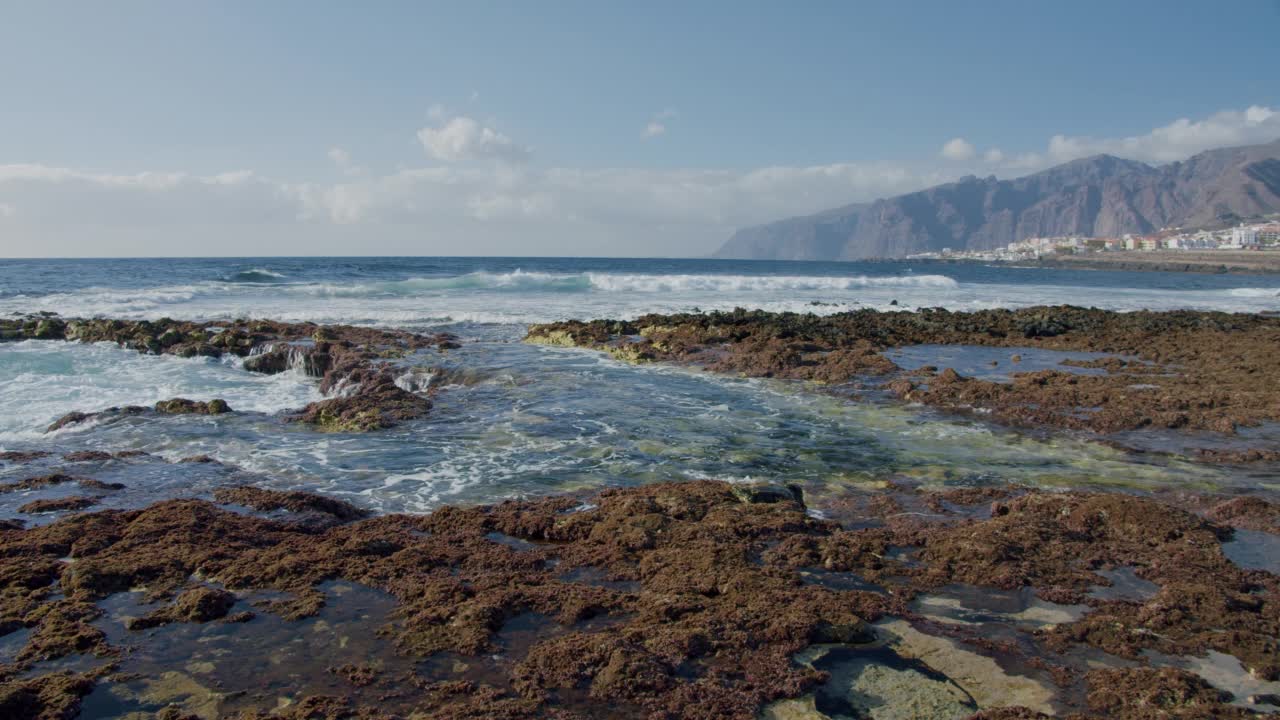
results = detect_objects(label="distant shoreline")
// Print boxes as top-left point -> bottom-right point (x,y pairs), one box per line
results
906,250 -> 1280,275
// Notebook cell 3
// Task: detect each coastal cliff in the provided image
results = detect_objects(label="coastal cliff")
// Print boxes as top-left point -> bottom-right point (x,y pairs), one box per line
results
715,139 -> 1280,260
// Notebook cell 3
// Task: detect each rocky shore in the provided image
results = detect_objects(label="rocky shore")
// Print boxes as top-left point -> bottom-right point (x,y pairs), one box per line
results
1,316 -> 459,433
0,470 -> 1275,719
527,306 -> 1280,461
0,308 -> 1277,718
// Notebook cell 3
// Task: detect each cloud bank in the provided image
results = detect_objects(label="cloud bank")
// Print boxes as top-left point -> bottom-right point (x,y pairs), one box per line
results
1,106 -> 1276,257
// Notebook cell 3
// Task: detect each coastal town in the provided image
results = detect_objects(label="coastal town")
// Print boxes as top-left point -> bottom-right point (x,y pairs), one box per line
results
910,219 -> 1280,261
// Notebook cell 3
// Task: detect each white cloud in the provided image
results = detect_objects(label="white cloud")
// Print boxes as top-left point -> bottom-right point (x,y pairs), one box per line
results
642,109 -> 678,139
1044,105 -> 1280,164
940,137 -> 976,161
328,147 -> 351,168
417,115 -> 530,164
2,104 -> 1277,257
642,121 -> 666,139
0,165 -> 293,228
326,146 -> 365,177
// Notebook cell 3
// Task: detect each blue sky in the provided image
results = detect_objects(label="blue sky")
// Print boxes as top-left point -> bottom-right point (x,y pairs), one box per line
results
1,0 -> 1279,257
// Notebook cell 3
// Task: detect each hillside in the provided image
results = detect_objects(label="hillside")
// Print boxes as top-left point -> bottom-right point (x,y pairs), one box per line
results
714,139 -> 1280,260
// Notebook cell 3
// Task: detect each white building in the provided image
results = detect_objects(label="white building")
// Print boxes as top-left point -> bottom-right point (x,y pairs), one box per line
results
1226,225 -> 1259,249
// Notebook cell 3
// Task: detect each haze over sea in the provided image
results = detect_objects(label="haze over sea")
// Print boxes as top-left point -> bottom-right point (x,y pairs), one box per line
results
2,256 -> 1277,518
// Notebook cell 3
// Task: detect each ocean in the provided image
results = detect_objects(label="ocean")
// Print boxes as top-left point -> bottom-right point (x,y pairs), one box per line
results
1,256 -> 1277,517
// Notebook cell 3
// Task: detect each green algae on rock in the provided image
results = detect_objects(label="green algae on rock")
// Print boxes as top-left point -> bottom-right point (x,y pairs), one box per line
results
154,399 -> 231,415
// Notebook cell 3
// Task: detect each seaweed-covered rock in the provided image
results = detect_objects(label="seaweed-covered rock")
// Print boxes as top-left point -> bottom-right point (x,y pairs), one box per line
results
18,496 -> 99,514
154,398 -> 232,415
0,671 -> 96,720
528,306 -> 1280,449
46,406 -> 147,433
293,368 -> 431,432
213,486 -> 368,522
125,586 -> 236,630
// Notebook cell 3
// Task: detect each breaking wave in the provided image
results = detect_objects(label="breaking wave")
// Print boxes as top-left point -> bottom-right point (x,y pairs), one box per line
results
294,270 -> 959,297
584,272 -> 959,292
222,268 -> 289,284
1227,287 -> 1280,298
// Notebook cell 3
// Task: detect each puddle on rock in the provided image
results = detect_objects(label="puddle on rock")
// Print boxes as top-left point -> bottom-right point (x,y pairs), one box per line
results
911,584 -> 1087,631
798,568 -> 888,594
1145,649 -> 1280,711
1087,566 -> 1160,602
884,345 -> 1129,383
0,626 -> 32,664
782,643 -> 977,720
79,581 -> 413,719
484,530 -> 547,551
1222,529 -> 1280,574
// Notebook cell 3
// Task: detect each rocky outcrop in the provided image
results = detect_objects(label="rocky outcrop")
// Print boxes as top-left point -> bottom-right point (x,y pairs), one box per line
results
212,485 -> 369,522
124,586 -> 236,630
46,406 -> 147,433
0,474 -> 123,494
527,307 -> 1280,453
716,139 -> 1280,259
154,398 -> 231,415
1,316 -> 459,433
17,496 -> 99,514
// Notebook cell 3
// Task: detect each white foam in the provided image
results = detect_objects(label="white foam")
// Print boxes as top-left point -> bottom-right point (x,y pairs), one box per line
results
585,272 -> 959,292
1228,287 -> 1280,298
0,340 -> 322,444
0,270 -> 1276,330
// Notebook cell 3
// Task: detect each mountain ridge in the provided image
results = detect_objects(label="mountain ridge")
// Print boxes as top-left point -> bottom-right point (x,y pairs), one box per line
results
713,139 -> 1280,260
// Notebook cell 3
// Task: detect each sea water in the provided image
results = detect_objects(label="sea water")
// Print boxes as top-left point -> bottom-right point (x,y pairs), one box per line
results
0,256 -> 1276,515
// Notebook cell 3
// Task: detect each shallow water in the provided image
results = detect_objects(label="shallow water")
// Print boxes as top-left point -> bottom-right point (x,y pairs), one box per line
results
0,328 -> 1240,519
884,344 -> 1127,382
78,582 -> 416,718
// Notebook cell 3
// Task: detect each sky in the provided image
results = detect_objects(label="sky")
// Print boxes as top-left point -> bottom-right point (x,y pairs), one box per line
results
1,0 -> 1279,258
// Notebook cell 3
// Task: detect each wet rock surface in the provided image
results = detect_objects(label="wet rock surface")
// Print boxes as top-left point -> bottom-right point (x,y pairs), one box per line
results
17,496 -> 100,514
1,316 -> 458,433
527,306 -> 1280,459
153,399 -> 231,416
0,479 -> 1275,719
124,587 -> 236,631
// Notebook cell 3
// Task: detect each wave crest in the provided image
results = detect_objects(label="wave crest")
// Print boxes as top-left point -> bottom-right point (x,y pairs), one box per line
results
294,270 -> 958,297
585,272 -> 959,292
223,268 -> 289,284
